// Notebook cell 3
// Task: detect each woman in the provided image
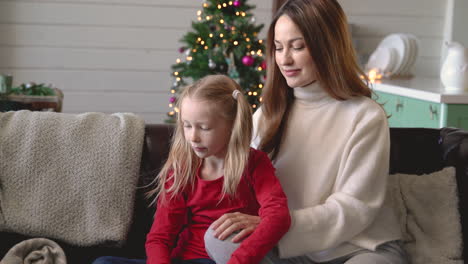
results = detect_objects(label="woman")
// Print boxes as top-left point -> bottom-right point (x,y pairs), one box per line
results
206,0 -> 407,263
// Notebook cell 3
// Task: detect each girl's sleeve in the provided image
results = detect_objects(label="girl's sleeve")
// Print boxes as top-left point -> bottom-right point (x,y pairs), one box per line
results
228,150 -> 291,264
277,107 -> 391,257
145,189 -> 187,264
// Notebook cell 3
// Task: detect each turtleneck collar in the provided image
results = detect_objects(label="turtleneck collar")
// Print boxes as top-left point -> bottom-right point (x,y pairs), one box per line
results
293,81 -> 333,107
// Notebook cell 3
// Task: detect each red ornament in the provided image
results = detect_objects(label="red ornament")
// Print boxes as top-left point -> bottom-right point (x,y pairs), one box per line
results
242,55 -> 254,66
260,61 -> 267,70
233,0 -> 241,7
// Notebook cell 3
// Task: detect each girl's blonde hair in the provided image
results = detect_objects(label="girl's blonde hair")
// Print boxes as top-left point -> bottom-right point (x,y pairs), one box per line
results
147,74 -> 253,205
259,0 -> 371,159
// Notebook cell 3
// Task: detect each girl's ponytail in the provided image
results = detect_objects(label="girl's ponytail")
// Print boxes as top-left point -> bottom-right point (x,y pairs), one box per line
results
224,87 -> 252,196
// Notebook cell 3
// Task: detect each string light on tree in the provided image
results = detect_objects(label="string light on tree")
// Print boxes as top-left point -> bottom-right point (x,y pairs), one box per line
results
165,0 -> 267,123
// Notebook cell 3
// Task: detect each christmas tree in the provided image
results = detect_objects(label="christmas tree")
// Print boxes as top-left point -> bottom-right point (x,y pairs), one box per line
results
166,0 -> 267,122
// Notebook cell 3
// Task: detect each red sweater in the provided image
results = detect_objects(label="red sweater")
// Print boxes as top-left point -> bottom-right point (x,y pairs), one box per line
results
145,148 -> 290,264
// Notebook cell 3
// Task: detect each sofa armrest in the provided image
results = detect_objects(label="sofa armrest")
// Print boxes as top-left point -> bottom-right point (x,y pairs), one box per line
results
119,124 -> 175,259
140,124 -> 174,182
389,128 -> 445,175
441,127 -> 468,260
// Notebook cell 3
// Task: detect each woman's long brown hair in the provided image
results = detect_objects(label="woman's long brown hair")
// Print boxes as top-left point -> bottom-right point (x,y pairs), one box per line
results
259,0 -> 371,160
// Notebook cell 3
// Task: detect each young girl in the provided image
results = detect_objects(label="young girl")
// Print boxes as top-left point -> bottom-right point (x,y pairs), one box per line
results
142,74 -> 290,264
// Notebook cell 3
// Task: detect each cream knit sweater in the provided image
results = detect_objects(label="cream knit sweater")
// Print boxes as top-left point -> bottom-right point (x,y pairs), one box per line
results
252,82 -> 402,262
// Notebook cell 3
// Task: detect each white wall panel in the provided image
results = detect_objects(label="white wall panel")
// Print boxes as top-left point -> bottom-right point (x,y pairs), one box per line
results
0,24 -> 186,50
349,16 -> 444,38
338,0 -> 447,77
63,91 -> 167,113
63,90 -> 169,124
0,0 -> 271,123
0,47 -> 180,71
3,0 -> 270,10
340,0 -> 444,16
0,2 -> 195,28
0,0 -> 455,122
0,69 -> 172,92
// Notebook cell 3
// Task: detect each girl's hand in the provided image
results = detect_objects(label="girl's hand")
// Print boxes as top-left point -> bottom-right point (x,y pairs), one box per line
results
210,212 -> 260,243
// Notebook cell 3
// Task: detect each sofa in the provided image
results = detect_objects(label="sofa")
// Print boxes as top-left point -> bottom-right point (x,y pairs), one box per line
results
0,123 -> 467,263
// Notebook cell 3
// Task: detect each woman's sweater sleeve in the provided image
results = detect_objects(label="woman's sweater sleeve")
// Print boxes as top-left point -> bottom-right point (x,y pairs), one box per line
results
277,107 -> 391,257
145,191 -> 187,264
229,151 -> 291,264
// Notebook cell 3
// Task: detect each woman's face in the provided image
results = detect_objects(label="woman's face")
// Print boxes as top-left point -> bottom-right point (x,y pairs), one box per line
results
274,15 -> 317,88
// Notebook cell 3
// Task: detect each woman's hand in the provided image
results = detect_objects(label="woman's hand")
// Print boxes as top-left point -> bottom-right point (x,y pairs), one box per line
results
210,212 -> 260,243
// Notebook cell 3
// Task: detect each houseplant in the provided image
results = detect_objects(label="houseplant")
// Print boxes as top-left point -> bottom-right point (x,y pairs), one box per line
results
0,80 -> 63,112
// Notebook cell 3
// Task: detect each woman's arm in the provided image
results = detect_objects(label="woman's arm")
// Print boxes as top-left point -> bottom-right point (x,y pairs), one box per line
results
145,192 -> 187,264
226,151 -> 291,264
210,212 -> 260,242
208,108 -> 265,242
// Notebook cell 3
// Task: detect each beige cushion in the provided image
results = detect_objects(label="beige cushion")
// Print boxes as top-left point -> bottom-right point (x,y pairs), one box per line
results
388,167 -> 463,263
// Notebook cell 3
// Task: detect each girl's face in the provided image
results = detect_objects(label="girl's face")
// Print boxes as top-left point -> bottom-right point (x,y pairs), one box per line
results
181,97 -> 232,160
274,15 -> 317,88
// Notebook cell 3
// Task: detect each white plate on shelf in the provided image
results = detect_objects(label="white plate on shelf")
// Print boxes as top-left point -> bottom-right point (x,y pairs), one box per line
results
377,34 -> 407,76
398,34 -> 412,75
365,46 -> 397,74
402,34 -> 419,75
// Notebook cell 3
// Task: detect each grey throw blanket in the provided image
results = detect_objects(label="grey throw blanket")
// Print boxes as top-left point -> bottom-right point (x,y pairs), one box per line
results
0,111 -> 145,246
0,238 -> 67,264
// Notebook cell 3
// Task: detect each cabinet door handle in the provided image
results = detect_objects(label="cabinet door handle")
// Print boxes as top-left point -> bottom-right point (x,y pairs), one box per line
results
395,99 -> 403,112
429,105 -> 437,120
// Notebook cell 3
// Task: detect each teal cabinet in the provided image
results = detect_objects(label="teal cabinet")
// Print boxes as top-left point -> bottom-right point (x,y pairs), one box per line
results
445,104 -> 468,129
374,91 -> 468,130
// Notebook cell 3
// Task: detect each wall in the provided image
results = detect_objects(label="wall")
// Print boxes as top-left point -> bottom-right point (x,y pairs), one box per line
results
447,0 -> 468,47
0,0 -> 455,123
339,0 -> 447,78
0,0 -> 271,123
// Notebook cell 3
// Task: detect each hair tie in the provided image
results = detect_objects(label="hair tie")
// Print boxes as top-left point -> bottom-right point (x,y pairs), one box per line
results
232,90 -> 241,100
